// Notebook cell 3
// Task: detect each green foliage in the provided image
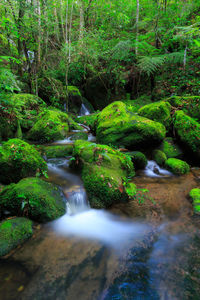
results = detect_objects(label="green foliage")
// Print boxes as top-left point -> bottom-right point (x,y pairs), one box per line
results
189,188 -> 200,214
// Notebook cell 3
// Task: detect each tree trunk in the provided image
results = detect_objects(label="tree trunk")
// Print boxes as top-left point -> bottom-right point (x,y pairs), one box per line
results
135,0 -> 140,56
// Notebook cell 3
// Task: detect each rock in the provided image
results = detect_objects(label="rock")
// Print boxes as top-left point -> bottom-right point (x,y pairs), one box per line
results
0,217 -> 33,257
0,177 -> 66,222
189,188 -> 200,214
96,101 -> 166,149
67,86 -> 83,114
173,111 -> 200,160
158,137 -> 183,159
28,109 -> 81,143
126,151 -> 147,170
152,149 -> 167,166
0,93 -> 46,141
0,139 -> 47,184
78,112 -> 99,134
71,140 -> 136,208
138,101 -> 172,129
167,96 -> 200,122
165,158 -> 190,175
39,145 -> 73,159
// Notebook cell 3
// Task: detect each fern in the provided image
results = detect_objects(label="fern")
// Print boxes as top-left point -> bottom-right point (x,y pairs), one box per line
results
0,68 -> 21,93
137,56 -> 165,76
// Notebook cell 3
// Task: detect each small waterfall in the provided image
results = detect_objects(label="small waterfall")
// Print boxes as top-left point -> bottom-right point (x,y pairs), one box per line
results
80,103 -> 90,116
144,161 -> 172,177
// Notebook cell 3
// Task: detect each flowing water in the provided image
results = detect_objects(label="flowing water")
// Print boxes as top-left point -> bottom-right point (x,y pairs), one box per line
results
80,104 -> 90,116
0,150 -> 200,299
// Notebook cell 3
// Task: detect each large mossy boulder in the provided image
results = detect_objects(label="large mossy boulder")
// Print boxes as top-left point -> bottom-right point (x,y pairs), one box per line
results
138,101 -> 172,129
71,140 -> 136,208
28,109 -> 81,143
189,188 -> 200,214
0,177 -> 66,222
165,158 -> 190,175
158,137 -> 183,159
0,139 -> 47,184
173,111 -> 200,160
96,101 -> 166,149
78,112 -> 99,134
67,86 -> 83,114
0,217 -> 33,257
0,93 -> 46,141
167,96 -> 200,122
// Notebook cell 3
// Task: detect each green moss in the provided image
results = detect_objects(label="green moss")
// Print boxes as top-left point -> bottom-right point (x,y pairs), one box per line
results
0,217 -> 33,257
152,150 -> 167,166
96,101 -> 166,149
126,151 -> 147,170
0,94 -> 47,141
67,86 -> 82,114
167,96 -> 200,122
173,111 -> 200,159
138,101 -> 172,129
67,86 -> 81,97
28,109 -> 70,143
78,112 -> 99,133
159,137 -> 183,159
71,140 -> 136,208
165,158 -> 190,175
189,188 -> 200,214
0,138 -> 47,184
0,177 -> 66,222
39,145 -> 73,158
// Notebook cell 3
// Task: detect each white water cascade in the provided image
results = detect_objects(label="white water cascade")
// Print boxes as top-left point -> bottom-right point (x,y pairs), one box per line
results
144,160 -> 172,177
80,103 -> 90,116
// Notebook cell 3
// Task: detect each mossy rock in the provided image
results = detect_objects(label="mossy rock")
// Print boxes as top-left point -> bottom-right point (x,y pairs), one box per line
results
0,177 -> 66,222
70,132 -> 88,141
0,139 -> 47,184
126,151 -> 147,170
189,188 -> 200,214
67,86 -> 82,114
165,158 -> 190,175
0,217 -> 33,257
39,145 -> 73,159
138,101 -> 172,129
152,150 -> 167,166
71,140 -> 136,208
96,101 -> 166,149
158,137 -> 183,159
0,93 -> 46,141
173,111 -> 200,160
28,109 -> 70,143
78,112 -> 99,134
82,97 -> 95,113
167,96 -> 200,122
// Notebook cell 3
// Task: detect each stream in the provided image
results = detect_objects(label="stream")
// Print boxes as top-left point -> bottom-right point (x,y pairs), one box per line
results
0,117 -> 200,300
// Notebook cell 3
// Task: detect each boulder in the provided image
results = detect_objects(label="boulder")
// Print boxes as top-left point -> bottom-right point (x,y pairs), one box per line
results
0,217 -> 33,257
67,86 -> 82,114
138,101 -> 172,129
189,188 -> 200,214
173,111 -> 200,160
28,109 -> 82,143
158,137 -> 183,159
126,151 -> 148,170
152,150 -> 167,166
0,177 -> 66,222
39,145 -> 73,159
0,139 -> 47,184
71,140 -> 136,208
96,101 -> 166,149
165,158 -> 190,175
